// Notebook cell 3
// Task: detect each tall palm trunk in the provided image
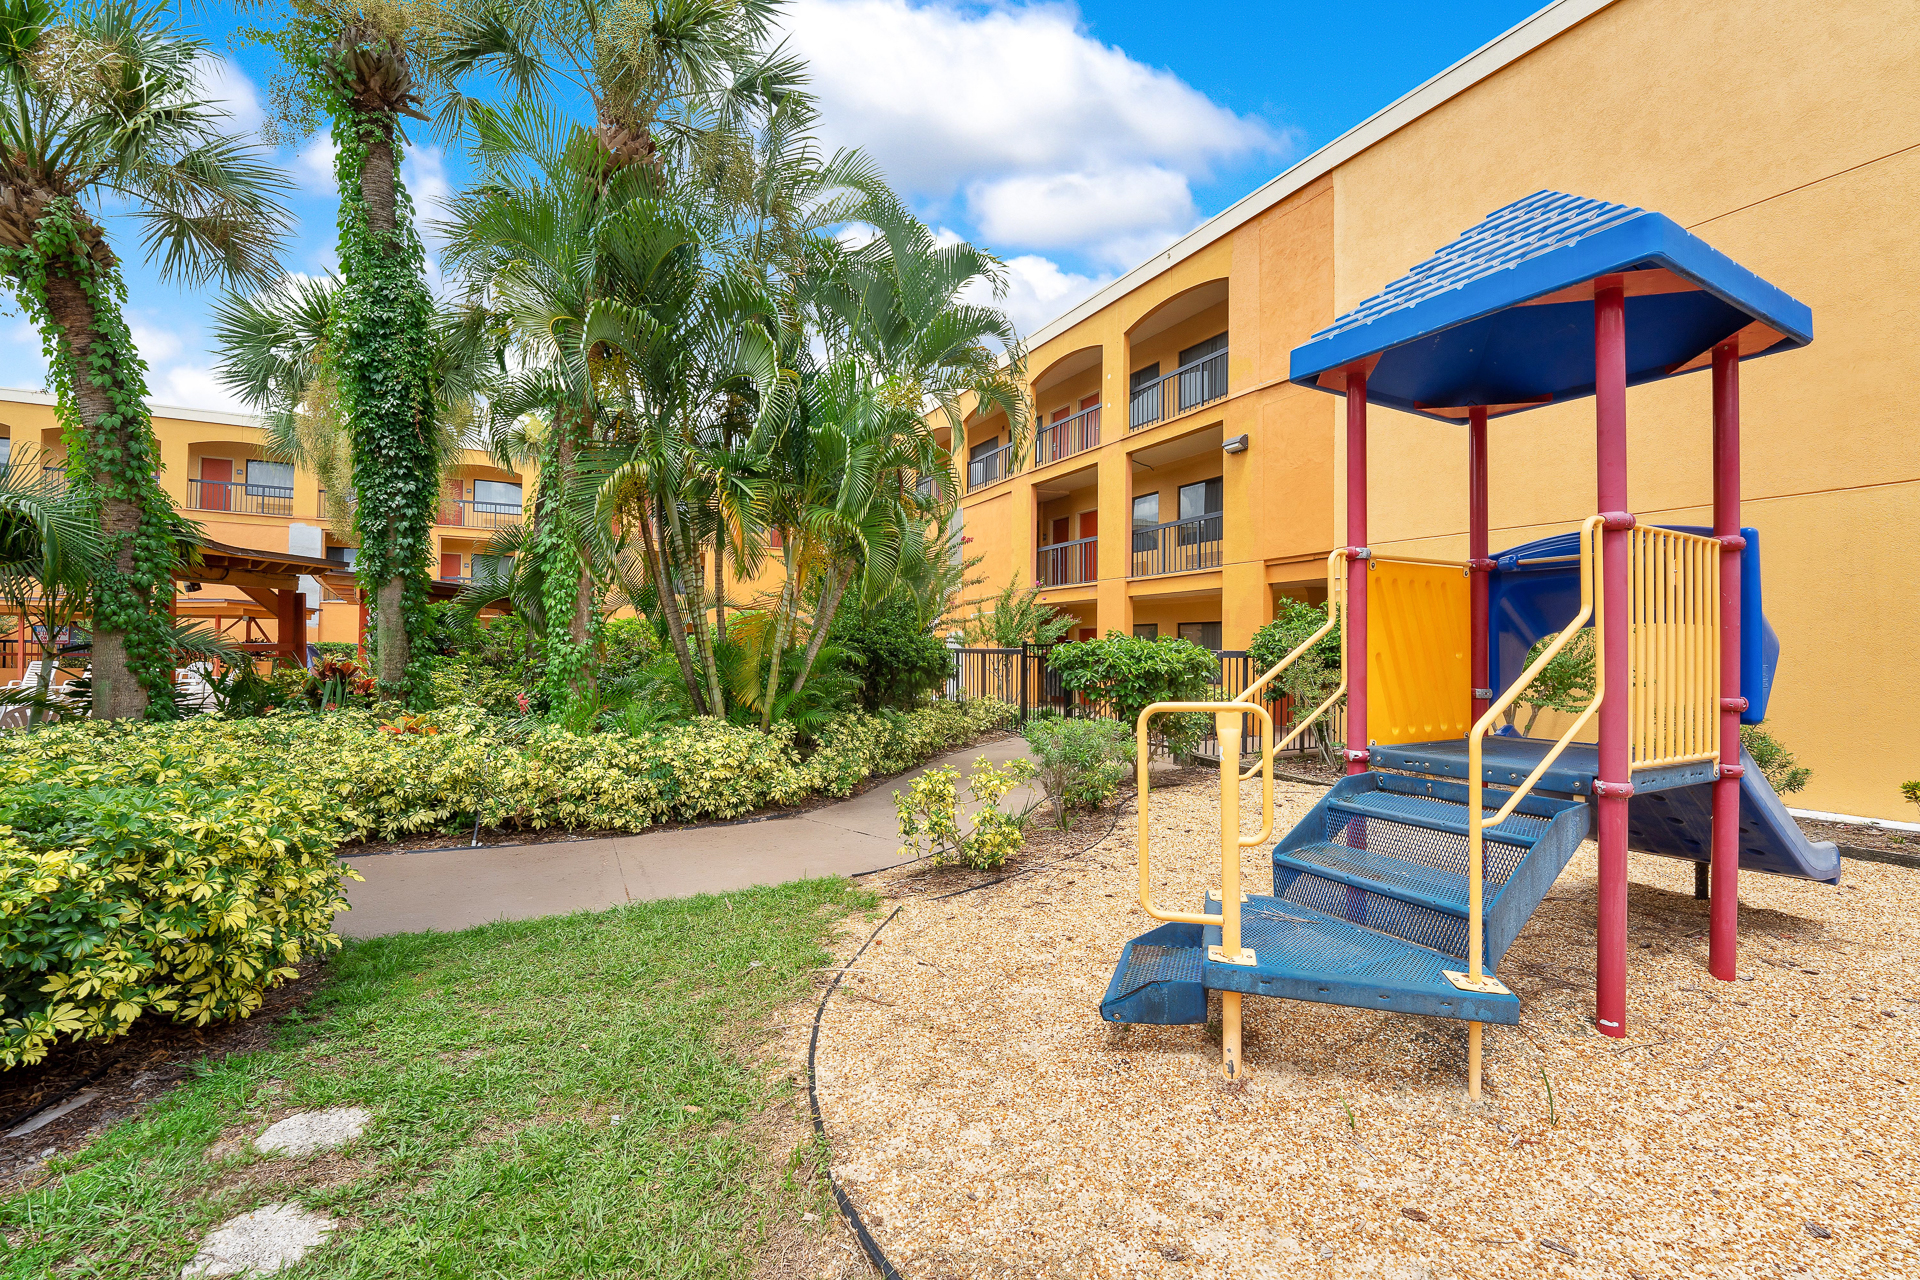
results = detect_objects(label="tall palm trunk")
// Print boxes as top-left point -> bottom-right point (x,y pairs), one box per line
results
357,118 -> 411,693
41,267 -> 154,720
789,564 -> 851,698
664,503 -> 724,715
637,498 -> 706,713
759,539 -> 796,729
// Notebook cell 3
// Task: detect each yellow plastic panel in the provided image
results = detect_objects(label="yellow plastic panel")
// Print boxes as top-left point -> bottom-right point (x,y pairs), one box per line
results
1368,559 -> 1471,746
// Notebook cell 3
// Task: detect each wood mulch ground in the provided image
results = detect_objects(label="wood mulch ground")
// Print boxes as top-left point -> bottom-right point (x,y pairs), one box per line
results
814,773 -> 1917,1279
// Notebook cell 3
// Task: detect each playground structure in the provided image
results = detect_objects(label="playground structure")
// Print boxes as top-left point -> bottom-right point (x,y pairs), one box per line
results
1100,191 -> 1840,1097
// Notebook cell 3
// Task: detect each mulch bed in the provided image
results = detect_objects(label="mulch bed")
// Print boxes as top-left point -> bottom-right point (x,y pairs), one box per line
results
816,773 -> 1920,1279
0,963 -> 329,1193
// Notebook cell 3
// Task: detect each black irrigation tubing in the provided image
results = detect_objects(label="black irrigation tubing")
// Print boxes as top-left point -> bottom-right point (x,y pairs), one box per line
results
808,904 -> 905,1280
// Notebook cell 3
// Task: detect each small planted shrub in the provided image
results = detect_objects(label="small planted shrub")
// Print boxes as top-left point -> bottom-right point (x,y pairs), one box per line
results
1741,724 -> 1810,795
1022,715 -> 1135,828
0,775 -> 352,1067
895,756 -> 1037,871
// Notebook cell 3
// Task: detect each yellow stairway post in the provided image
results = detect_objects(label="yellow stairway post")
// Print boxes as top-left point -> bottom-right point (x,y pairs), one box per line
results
1217,707 -> 1243,1080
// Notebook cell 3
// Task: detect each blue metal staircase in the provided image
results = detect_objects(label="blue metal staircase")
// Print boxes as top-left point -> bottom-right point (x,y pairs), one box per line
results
1101,770 -> 1590,1029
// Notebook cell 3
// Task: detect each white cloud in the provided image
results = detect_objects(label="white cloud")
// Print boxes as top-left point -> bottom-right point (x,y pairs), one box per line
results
297,137 -> 339,194
782,0 -> 1283,262
965,252 -> 1109,337
150,365 -> 248,415
130,320 -> 183,367
968,166 -> 1194,259
192,56 -> 266,137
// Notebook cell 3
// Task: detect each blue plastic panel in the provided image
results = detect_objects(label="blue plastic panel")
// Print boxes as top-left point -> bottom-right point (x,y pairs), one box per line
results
1485,524 -> 1776,723
1287,191 -> 1812,423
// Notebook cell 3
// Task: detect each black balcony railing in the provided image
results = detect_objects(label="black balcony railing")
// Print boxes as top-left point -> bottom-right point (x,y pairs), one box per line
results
40,463 -> 65,491
1129,347 -> 1228,431
190,478 -> 294,516
1130,513 -> 1223,577
966,442 -> 1017,492
437,498 -> 525,529
1035,404 -> 1101,466
1036,535 -> 1097,587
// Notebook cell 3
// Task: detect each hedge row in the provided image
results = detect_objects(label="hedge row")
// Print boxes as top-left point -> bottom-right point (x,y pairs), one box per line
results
2,698 -> 1017,842
0,698 -> 1013,1066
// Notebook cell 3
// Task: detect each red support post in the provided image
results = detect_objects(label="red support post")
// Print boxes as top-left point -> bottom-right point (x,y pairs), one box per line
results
1593,277 -> 1631,1038
357,597 -> 369,664
1710,340 -> 1742,980
1345,367 -> 1370,776
1468,406 -> 1490,723
275,589 -> 298,670
292,592 -> 310,672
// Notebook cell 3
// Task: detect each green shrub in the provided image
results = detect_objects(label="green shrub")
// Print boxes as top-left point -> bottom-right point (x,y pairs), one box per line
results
1046,633 -> 1217,759
1246,599 -> 1343,762
0,771 -> 351,1068
0,699 -> 1017,845
1741,724 -> 1810,795
1022,715 -> 1134,827
894,756 -> 1036,870
831,595 -> 952,711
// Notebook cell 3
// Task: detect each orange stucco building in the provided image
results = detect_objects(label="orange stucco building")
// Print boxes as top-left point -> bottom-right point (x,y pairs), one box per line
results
939,0 -> 1917,819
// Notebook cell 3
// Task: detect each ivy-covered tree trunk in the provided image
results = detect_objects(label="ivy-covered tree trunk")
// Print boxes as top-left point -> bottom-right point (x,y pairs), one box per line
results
332,108 -> 436,700
3,206 -> 179,720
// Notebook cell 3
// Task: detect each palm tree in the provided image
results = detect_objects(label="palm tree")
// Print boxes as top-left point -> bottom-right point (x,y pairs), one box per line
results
245,4 -> 448,696
444,105 -> 718,708
210,275 -> 498,547
0,0 -> 290,718
440,0 -> 800,173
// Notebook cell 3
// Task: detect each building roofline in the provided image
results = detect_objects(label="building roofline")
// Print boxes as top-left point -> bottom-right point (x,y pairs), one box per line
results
0,385 -> 263,430
1019,0 -> 1620,353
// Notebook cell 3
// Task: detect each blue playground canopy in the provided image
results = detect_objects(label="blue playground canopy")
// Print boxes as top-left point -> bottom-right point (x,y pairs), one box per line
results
1288,190 -> 1813,421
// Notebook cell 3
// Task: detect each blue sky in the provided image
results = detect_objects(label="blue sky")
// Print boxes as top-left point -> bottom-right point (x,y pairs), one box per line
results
0,0 -> 1546,410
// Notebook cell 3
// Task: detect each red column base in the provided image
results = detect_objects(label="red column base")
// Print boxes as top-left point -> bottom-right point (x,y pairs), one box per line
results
1595,792 -> 1629,1037
1709,774 -> 1739,980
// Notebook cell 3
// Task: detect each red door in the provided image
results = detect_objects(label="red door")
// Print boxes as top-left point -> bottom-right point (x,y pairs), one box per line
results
439,552 -> 462,581
200,458 -> 231,511
441,481 -> 464,526
1077,510 -> 1098,582
1080,395 -> 1099,412
1051,517 -> 1069,544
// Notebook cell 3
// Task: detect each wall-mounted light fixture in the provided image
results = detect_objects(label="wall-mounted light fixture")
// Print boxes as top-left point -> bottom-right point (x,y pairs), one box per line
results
1223,434 -> 1250,454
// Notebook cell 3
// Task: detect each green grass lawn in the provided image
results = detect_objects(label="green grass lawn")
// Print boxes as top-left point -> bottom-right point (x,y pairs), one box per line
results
0,877 -> 876,1278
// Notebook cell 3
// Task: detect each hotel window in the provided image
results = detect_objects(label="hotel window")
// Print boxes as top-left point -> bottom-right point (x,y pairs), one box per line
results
1133,624 -> 1158,640
1177,621 -> 1222,651
244,459 -> 294,496
474,479 -> 523,513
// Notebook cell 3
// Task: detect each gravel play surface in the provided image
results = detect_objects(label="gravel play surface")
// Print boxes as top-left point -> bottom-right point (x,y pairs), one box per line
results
814,775 -> 1916,1279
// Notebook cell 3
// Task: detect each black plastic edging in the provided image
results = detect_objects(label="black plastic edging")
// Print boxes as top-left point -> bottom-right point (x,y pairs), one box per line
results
809,905 -> 906,1280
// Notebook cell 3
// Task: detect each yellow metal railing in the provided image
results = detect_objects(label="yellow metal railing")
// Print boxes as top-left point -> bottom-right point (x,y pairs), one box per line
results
1630,525 -> 1721,770
1129,548 -> 1344,1080
1459,514 -> 1607,1100
1135,699 -> 1274,1080
1234,549 -> 1348,781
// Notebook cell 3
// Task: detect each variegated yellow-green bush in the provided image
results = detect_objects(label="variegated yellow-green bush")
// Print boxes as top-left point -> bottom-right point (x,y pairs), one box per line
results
0,699 -> 1017,844
0,775 -> 353,1068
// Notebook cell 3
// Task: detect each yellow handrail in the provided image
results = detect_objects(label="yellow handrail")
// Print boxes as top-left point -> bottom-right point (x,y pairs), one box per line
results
1136,697 -> 1274,1082
1234,550 -> 1348,784
1134,700 -> 1275,928
1458,514 -> 1606,1101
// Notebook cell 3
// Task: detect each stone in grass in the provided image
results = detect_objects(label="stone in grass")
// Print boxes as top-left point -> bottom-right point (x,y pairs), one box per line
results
253,1107 -> 371,1158
181,1203 -> 335,1277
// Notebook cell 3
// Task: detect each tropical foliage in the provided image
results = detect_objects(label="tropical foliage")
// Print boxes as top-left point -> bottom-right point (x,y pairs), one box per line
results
0,0 -> 289,718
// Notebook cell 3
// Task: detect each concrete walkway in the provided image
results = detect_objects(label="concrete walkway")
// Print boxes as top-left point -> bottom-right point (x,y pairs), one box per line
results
338,736 -> 1040,937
